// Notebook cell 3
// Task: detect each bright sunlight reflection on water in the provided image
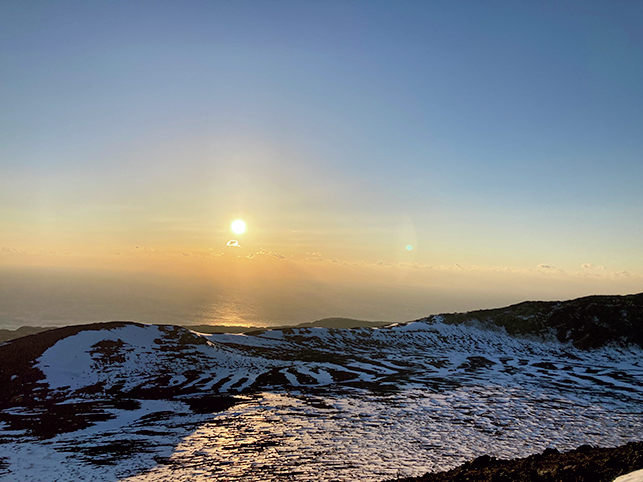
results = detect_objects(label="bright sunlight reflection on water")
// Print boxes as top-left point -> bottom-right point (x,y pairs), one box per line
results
197,296 -> 261,326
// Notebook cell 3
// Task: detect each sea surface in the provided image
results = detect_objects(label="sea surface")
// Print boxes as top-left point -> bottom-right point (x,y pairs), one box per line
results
0,266 -> 498,330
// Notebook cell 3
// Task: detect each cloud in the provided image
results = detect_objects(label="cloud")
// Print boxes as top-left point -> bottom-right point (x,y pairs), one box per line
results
583,263 -> 608,271
536,264 -> 566,275
182,252 -> 191,257
246,253 -> 255,259
375,261 -> 395,267
227,240 -> 240,247
304,251 -> 324,261
257,248 -> 285,259
397,262 -> 435,270
1,246 -> 11,252
132,245 -> 155,253
114,252 -> 121,255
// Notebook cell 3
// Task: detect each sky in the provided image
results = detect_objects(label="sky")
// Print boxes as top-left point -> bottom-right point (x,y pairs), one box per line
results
1,0 -> 642,327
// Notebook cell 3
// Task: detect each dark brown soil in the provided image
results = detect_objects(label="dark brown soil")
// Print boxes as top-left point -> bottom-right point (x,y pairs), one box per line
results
388,442 -> 643,482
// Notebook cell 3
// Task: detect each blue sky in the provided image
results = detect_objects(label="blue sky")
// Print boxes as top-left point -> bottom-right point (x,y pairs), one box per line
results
1,1 -> 641,324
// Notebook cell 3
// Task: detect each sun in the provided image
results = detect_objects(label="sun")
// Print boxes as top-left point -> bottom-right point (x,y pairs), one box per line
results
231,219 -> 246,235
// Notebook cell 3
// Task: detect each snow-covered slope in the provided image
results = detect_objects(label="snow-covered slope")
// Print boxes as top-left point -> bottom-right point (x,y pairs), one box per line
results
3,318 -> 641,412
1,302 -> 642,481
206,318 -> 643,403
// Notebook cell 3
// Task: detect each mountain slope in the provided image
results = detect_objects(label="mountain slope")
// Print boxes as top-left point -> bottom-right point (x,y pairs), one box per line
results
437,293 -> 643,349
1,295 -> 642,438
2,293 -> 642,419
1,294 -> 642,480
181,317 -> 389,334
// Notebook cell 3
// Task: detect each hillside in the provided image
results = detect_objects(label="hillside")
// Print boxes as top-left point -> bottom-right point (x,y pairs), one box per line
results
0,326 -> 55,343
0,293 -> 642,480
3,293 -> 641,346
436,293 -> 643,349
179,317 -> 388,334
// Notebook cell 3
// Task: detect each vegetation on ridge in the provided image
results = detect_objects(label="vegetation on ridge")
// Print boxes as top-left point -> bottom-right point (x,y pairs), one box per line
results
435,293 -> 643,349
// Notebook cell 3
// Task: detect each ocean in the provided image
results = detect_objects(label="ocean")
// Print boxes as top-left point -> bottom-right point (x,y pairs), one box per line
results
0,266 -> 489,330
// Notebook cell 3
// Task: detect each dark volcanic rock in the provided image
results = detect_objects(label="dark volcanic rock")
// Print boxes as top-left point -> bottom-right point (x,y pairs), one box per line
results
1,401 -> 114,439
388,442 -> 643,482
184,395 -> 238,414
437,293 -> 643,349
0,326 -> 55,343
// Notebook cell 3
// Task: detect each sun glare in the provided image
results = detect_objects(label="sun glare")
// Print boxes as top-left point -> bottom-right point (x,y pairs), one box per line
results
231,219 -> 246,235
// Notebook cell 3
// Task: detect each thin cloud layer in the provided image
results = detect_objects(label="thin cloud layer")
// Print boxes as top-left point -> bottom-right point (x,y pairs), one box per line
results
257,248 -> 285,259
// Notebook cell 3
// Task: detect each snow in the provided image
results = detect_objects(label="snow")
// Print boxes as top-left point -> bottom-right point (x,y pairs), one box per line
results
615,469 -> 643,482
282,369 -> 300,386
0,399 -> 211,482
37,325 -> 171,391
115,390 -> 642,482
2,320 -> 643,481
296,366 -> 335,385
389,320 -> 433,332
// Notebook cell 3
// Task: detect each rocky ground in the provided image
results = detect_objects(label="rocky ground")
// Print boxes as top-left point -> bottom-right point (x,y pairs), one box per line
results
389,442 -> 643,482
1,293 -> 642,480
